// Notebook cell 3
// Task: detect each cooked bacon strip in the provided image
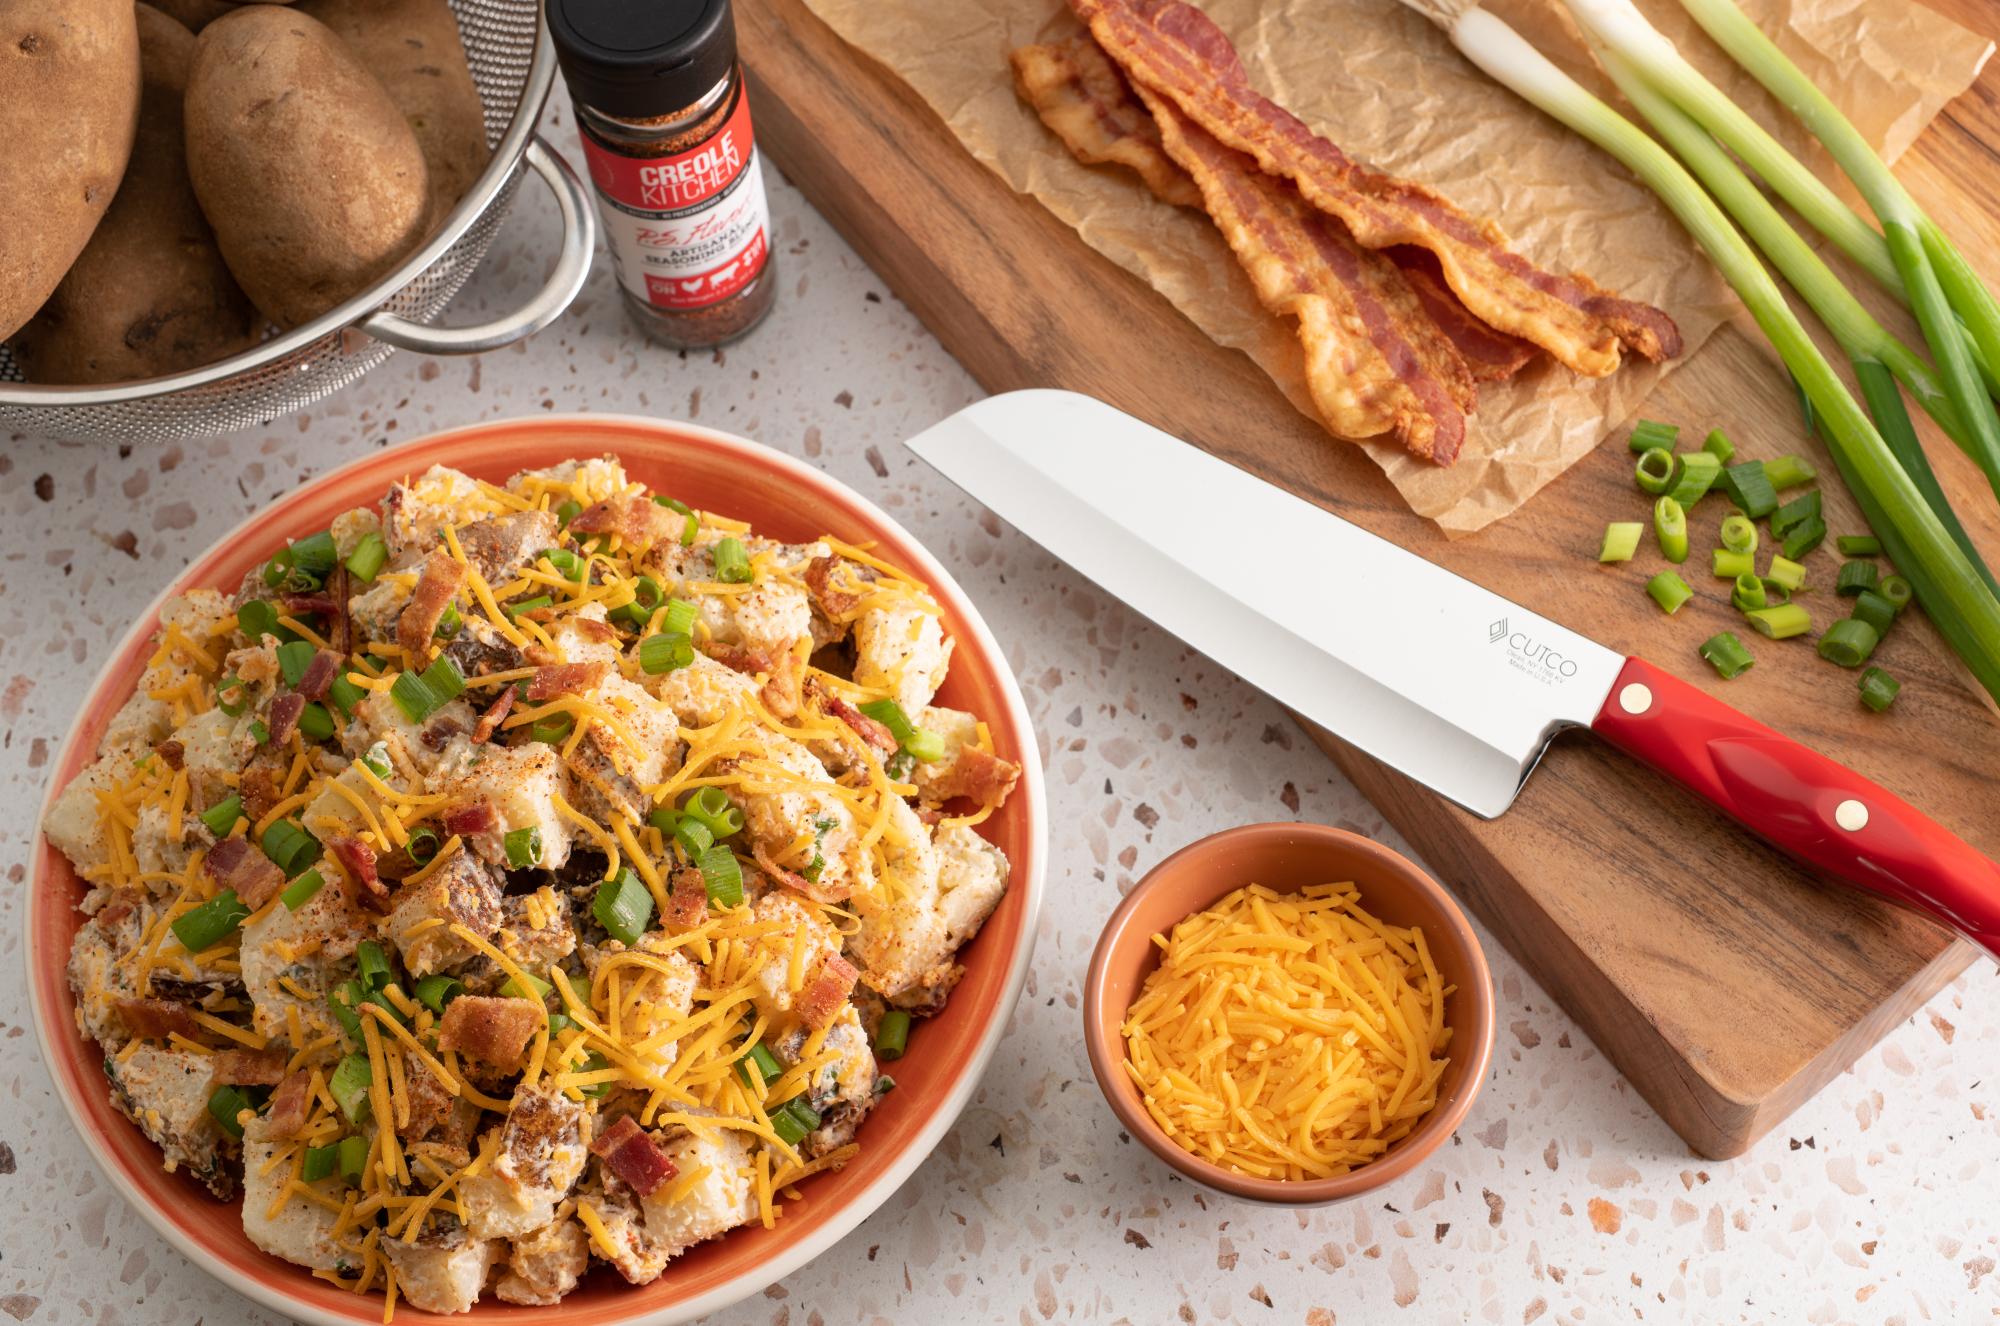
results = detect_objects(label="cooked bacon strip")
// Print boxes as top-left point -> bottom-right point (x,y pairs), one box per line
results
753,842 -> 849,905
280,591 -> 338,619
205,836 -> 285,908
294,648 -> 340,702
330,836 -> 391,913
155,739 -> 185,770
1072,0 -> 1679,375
116,997 -> 199,1042
1386,247 -> 1538,384
706,644 -> 776,678
252,1069 -> 313,1140
210,1046 -> 288,1086
802,554 -> 863,621
1143,87 -> 1472,460
797,953 -> 860,1031
567,494 -> 677,548
443,802 -> 495,837
396,547 -> 467,662
1011,36 -> 1202,208
927,743 -> 1025,810
1014,34 -> 1539,390
804,675 -> 895,754
665,866 -> 708,929
325,564 -> 353,657
471,687 -> 515,743
525,660 -> 610,702
267,692 -> 305,747
590,1115 -> 678,1197
436,995 -> 543,1072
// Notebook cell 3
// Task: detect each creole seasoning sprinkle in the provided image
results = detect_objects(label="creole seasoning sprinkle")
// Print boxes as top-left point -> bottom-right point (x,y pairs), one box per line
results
549,0 -> 776,348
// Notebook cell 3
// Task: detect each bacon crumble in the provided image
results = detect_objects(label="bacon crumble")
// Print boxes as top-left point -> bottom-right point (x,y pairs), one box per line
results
397,547 -> 468,662
205,836 -> 285,908
526,660 -> 610,702
589,1115 -> 678,1197
436,995 -> 543,1072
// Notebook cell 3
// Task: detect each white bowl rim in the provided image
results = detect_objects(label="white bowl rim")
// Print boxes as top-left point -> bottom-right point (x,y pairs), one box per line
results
25,411 -> 1050,1325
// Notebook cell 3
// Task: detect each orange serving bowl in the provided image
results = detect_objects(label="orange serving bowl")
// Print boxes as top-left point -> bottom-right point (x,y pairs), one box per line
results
1082,823 -> 1494,1206
26,414 -> 1047,1324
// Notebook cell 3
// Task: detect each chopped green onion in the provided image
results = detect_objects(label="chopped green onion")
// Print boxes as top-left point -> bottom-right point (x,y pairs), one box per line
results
280,869 -> 324,911
1759,578 -> 1793,606
208,1085 -> 254,1140
1770,489 -> 1822,538
614,576 -> 665,627
262,550 -> 292,590
1646,571 -> 1693,614
875,1075 -> 897,1095
288,531 -> 337,576
672,815 -> 713,860
1781,516 -> 1828,561
389,656 -> 465,723
682,787 -> 744,838
171,889 -> 248,953
1766,556 -> 1808,593
501,970 -> 552,1002
1653,496 -> 1688,564
712,537 -> 753,584
297,702 -> 335,742
215,675 -> 249,717
248,719 -> 270,746
1635,447 -> 1677,495
434,603 -> 462,639
329,1054 -> 372,1125
1628,418 -> 1680,453
1699,631 -> 1755,679
540,548 -> 588,582
1835,561 -> 1878,597
357,940 -> 392,991
904,728 -> 947,764
1599,522 -> 1643,563
1859,667 -> 1901,712
1878,575 -> 1913,613
698,844 -> 745,908
361,743 -> 392,781
593,868 -> 655,946
770,1097 -> 822,1147
506,594 -> 553,620
1851,590 -> 1897,637
1730,572 -> 1767,612
876,1009 -> 911,1061
555,500 -> 582,529
737,1040 -> 783,1089
639,632 -> 694,675
199,794 -> 243,838
326,675 -> 365,718
337,1133 -> 368,1186
1745,604 -> 1812,639
530,713 -> 575,745
661,598 -> 699,637
328,980 -> 363,1041
1719,514 -> 1758,554
237,599 -> 280,641
415,974 -> 462,1014
1818,618 -> 1880,668
859,698 -> 919,745
403,826 -> 439,868
277,640 -> 316,688
1702,428 -> 1736,463
653,496 -> 700,546
1712,548 -> 1754,580
1719,460 -> 1779,518
1836,535 -> 1882,557
1762,454 -> 1818,490
1667,450 -> 1722,509
261,819 -> 321,875
344,532 -> 388,583
504,825 -> 544,869
302,1144 -> 339,1183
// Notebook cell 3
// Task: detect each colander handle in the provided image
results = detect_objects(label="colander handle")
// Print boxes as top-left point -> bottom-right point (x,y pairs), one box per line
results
358,135 -> 597,355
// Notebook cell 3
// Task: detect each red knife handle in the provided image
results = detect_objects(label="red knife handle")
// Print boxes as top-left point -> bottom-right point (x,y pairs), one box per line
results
1591,657 -> 2000,958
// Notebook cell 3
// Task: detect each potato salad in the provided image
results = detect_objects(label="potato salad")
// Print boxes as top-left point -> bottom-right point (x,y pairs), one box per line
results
43,456 -> 1022,1314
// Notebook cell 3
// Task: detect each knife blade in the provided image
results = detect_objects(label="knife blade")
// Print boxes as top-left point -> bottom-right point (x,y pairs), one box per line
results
907,389 -> 2000,958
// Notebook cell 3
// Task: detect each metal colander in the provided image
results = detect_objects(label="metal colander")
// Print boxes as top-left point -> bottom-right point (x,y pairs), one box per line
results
0,0 -> 596,443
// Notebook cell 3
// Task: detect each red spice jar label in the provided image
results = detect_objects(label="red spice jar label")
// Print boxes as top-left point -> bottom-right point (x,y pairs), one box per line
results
579,94 -> 771,312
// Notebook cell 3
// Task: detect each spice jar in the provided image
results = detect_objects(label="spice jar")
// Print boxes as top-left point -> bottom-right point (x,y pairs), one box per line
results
549,0 -> 776,349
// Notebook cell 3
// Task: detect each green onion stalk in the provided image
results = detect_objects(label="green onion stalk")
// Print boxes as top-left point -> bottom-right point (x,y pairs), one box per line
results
1588,45 -> 1994,592
1408,4 -> 2000,705
1560,0 -> 2000,501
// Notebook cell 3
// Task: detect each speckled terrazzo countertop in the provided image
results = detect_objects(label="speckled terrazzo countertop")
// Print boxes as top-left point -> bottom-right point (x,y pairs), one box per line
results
2,93 -> 1997,1326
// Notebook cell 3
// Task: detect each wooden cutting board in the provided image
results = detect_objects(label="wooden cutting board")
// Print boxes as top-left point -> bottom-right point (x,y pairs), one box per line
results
737,0 -> 2000,1158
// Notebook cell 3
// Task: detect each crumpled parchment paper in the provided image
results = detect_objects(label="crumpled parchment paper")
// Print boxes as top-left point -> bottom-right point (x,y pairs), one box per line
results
799,0 -> 1991,534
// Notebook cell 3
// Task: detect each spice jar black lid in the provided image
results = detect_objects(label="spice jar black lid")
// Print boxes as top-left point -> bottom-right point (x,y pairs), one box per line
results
547,0 -> 736,120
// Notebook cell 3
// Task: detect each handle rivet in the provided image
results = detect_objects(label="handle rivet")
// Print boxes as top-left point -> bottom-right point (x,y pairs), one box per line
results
1835,799 -> 1869,832
1618,683 -> 1653,715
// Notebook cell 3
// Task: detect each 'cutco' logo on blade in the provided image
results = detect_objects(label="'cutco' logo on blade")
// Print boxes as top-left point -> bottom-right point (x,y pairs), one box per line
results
1486,617 -> 1579,684
1488,617 -> 1509,643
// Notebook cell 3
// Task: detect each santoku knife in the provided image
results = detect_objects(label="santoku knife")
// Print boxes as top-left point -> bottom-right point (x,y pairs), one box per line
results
906,389 -> 2000,958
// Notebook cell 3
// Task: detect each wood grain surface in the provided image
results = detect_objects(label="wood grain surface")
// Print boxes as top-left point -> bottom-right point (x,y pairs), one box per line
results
737,0 -> 2000,1158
